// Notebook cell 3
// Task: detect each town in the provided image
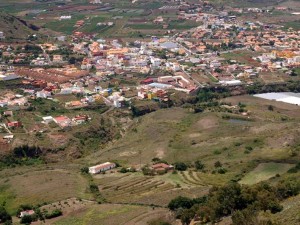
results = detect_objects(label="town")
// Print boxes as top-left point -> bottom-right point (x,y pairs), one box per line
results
0,5 -> 299,139
0,0 -> 300,224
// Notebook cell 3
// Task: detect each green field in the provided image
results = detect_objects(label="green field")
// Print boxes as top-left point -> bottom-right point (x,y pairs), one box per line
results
240,162 -> 294,185
53,203 -> 171,225
0,94 -> 300,224
0,168 -> 90,214
45,15 -> 86,35
284,20 -> 300,30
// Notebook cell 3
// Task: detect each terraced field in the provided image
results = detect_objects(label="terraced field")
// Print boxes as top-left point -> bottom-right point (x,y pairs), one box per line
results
92,171 -> 228,206
178,171 -> 205,186
94,173 -> 176,205
176,171 -> 233,187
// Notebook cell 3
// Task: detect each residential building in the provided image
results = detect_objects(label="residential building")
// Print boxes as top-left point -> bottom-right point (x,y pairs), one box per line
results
89,162 -> 116,174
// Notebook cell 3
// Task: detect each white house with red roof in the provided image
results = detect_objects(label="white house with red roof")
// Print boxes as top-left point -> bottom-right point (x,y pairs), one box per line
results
89,162 -> 116,174
20,210 -> 35,218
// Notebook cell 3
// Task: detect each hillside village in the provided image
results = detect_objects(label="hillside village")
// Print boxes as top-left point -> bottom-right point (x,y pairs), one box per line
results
0,4 -> 299,141
0,0 -> 300,225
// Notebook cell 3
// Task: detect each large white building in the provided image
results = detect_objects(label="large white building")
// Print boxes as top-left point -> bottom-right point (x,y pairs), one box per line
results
89,162 -> 116,174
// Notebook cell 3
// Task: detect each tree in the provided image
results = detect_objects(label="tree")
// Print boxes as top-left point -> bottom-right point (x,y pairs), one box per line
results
80,167 -> 89,174
195,160 -> 205,171
232,207 -> 259,225
168,196 -> 194,210
142,166 -> 154,176
20,215 -> 33,224
44,209 -> 62,219
214,68 -> 223,73
0,206 -> 11,223
181,209 -> 195,225
268,105 -> 274,111
290,69 -> 298,76
68,57 -> 76,64
193,104 -> 203,113
89,65 -> 97,73
119,167 -> 128,173
174,162 -> 188,171
214,161 -> 222,168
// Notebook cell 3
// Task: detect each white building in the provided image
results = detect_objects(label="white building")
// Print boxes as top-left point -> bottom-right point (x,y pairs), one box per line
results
219,80 -> 242,86
42,116 -> 54,124
150,57 -> 161,68
20,210 -> 35,218
89,162 -> 116,174
36,90 -> 51,98
60,15 -> 72,20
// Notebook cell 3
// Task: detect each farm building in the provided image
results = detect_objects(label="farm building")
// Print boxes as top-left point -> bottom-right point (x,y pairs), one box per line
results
7,121 -> 22,128
89,162 -> 116,174
53,115 -> 71,128
20,210 -> 35,218
151,163 -> 174,172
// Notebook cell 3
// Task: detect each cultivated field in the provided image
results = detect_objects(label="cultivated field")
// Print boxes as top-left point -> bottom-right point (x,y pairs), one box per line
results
1,95 -> 300,224
0,166 -> 90,215
240,162 -> 294,185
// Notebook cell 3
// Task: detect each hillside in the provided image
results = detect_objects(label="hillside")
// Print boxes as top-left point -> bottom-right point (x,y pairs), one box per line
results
0,11 -> 39,40
0,95 -> 300,224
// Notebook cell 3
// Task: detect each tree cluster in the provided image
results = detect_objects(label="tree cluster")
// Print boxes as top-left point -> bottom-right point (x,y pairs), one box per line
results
168,179 -> 300,224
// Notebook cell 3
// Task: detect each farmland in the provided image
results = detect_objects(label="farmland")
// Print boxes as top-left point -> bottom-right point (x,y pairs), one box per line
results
0,167 -> 90,215
0,0 -> 300,224
0,0 -> 201,38
240,162 -> 294,185
88,95 -> 300,168
0,95 -> 300,224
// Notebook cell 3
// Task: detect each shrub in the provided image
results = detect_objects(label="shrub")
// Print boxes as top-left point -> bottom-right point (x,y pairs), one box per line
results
174,162 -> 188,171
214,161 -> 222,168
0,206 -> 12,223
168,196 -> 194,210
80,167 -> 89,174
195,160 -> 205,171
217,167 -> 227,174
45,209 -> 62,219
20,215 -> 33,224
119,168 -> 128,173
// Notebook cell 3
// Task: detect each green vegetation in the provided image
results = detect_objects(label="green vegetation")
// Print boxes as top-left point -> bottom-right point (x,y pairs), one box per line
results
0,145 -> 44,169
168,179 -> 300,224
0,206 -> 12,224
284,20 -> 300,31
29,98 -> 69,116
45,14 -> 85,35
240,163 -> 294,185
44,209 -> 63,219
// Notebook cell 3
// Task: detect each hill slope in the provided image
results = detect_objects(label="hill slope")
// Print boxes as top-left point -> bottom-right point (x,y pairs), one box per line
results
0,11 -> 39,40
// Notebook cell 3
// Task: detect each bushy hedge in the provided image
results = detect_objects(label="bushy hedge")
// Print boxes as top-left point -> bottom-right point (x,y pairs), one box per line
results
44,209 -> 62,219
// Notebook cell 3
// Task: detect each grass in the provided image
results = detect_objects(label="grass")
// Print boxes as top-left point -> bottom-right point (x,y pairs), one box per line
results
87,95 -> 300,172
53,203 -> 169,225
168,20 -> 199,30
45,14 -> 86,35
92,172 -> 176,205
270,194 -> 300,225
240,162 -> 294,185
126,23 -> 161,30
284,20 -> 300,31
79,15 -> 112,33
1,95 -> 300,222
0,169 -> 90,214
222,50 -> 261,66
